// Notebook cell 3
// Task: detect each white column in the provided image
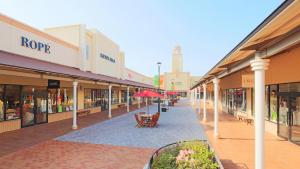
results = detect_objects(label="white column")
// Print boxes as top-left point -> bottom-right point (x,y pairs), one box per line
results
138,88 -> 141,109
191,89 -> 194,105
72,80 -> 78,129
202,84 -> 207,122
213,78 -> 220,138
127,86 -> 130,112
250,56 -> 269,169
108,84 -> 112,118
198,86 -> 201,114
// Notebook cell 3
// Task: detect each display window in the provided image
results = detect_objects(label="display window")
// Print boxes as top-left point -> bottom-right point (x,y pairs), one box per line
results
112,90 -> 119,105
48,88 -> 73,113
265,86 -> 270,120
235,89 -> 247,112
21,86 -> 48,126
0,85 -> 4,121
270,85 -> 278,122
5,85 -> 21,120
48,89 -> 57,113
59,88 -> 73,112
84,89 -> 110,109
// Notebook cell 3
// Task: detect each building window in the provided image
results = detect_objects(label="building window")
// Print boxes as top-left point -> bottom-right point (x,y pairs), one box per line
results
5,85 -> 21,120
48,88 -> 73,113
270,85 -> 278,122
112,90 -> 119,105
0,85 -> 4,121
235,88 -> 246,112
265,86 -> 270,120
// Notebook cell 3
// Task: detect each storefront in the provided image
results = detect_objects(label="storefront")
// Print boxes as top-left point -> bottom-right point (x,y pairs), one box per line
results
191,0 -> 300,147
0,14 -> 153,133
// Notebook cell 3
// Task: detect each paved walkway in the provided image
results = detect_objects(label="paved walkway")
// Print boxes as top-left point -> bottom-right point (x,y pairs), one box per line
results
0,104 -> 143,157
57,100 -> 205,148
197,107 -> 300,169
0,100 -> 206,169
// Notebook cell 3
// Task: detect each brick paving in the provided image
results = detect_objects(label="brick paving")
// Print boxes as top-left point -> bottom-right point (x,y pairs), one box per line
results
0,140 -> 154,169
197,107 -> 300,169
0,103 -> 145,157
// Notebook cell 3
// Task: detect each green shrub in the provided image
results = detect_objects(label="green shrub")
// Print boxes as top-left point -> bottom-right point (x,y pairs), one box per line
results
151,141 -> 219,169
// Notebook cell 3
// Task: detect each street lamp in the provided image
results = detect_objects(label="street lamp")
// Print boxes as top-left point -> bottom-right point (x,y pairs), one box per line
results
157,62 -> 161,113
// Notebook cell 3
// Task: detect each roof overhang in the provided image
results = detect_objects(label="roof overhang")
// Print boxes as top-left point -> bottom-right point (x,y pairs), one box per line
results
0,50 -> 154,89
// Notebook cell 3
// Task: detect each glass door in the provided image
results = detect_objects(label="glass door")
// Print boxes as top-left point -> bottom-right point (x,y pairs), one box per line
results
22,86 -> 48,127
35,87 -> 48,124
290,96 -> 300,144
21,86 -> 35,127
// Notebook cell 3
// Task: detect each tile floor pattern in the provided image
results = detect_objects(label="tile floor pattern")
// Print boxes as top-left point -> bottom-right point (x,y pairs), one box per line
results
57,101 -> 206,148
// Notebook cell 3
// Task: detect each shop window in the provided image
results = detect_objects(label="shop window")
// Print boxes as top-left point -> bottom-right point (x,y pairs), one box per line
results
5,85 -> 21,120
84,88 -> 92,109
48,89 -> 57,113
265,86 -> 270,120
112,90 -> 119,105
0,85 -> 4,121
21,86 -> 35,126
48,88 -> 73,113
60,88 -> 73,112
221,90 -> 227,108
236,89 -> 247,112
84,89 -> 102,109
270,85 -> 278,122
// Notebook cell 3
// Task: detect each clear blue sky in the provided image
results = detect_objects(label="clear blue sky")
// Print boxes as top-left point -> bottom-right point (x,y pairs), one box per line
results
0,0 -> 283,77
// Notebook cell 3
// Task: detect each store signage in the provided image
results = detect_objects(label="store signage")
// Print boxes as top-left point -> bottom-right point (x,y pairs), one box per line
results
48,79 -> 60,88
100,53 -> 116,63
21,36 -> 51,54
242,74 -> 254,88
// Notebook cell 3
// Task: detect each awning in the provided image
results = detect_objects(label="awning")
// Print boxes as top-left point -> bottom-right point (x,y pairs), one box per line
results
0,50 -> 153,89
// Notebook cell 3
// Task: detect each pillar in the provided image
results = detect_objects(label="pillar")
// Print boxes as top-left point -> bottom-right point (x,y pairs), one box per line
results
72,80 -> 78,129
108,84 -> 112,118
250,56 -> 269,169
138,88 -> 141,109
191,89 -> 194,105
202,84 -> 207,122
118,87 -> 122,104
213,78 -> 219,138
127,86 -> 130,112
198,86 -> 201,114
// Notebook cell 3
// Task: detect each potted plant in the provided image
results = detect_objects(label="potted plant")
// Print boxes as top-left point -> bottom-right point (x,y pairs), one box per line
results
144,140 -> 223,169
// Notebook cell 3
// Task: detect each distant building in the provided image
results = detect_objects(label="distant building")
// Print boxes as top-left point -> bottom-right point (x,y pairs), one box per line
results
155,45 -> 201,97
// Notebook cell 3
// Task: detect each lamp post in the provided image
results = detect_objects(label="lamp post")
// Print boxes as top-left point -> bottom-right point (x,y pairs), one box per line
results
157,62 -> 161,113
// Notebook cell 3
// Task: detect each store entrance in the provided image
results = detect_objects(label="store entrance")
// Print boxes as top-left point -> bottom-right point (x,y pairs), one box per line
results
278,92 -> 300,144
21,86 -> 48,127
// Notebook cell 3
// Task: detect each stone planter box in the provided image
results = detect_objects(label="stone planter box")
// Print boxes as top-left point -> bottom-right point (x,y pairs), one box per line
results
144,140 -> 224,169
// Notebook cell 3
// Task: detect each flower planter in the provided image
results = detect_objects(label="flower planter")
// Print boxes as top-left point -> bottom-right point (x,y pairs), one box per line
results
144,140 -> 224,169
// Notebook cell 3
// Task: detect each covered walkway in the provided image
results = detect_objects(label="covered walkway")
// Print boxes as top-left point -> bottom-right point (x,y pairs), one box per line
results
199,108 -> 300,169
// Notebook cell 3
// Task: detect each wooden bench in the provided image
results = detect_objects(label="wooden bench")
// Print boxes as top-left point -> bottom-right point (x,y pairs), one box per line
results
77,109 -> 91,117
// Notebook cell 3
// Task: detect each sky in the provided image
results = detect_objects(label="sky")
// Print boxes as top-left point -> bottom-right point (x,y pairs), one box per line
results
0,0 -> 283,77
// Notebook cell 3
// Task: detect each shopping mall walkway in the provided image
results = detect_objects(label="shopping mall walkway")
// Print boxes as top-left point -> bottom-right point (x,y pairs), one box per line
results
198,106 -> 300,169
0,100 -> 206,169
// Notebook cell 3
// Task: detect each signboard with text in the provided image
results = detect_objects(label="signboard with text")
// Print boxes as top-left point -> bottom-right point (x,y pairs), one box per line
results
242,74 -> 254,88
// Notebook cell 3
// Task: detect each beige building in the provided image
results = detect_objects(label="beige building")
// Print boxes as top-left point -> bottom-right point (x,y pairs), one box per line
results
159,45 -> 200,97
0,13 -> 153,133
